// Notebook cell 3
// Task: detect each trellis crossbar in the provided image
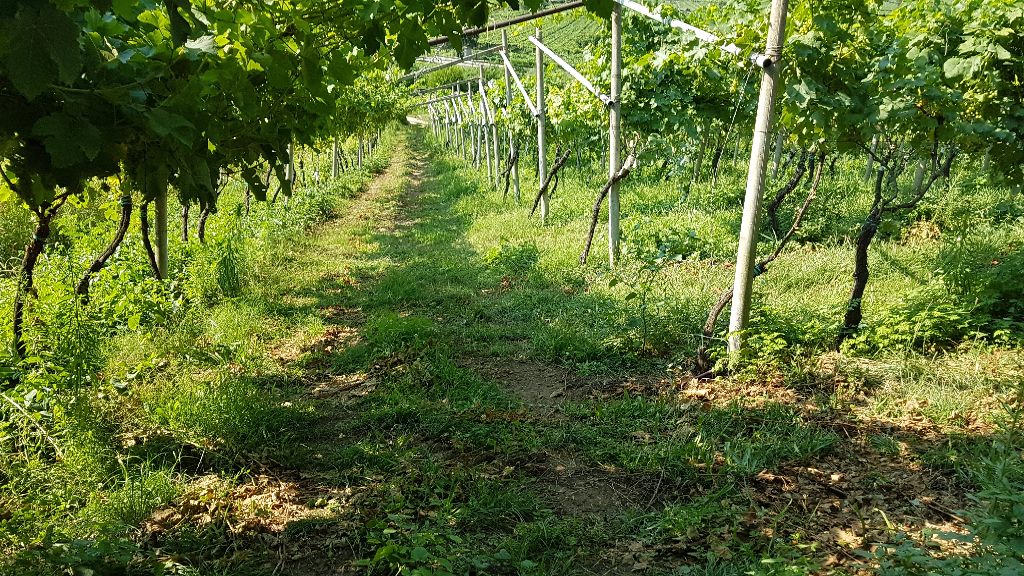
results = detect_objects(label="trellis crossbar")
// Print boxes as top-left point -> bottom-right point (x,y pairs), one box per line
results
528,36 -> 612,106
614,0 -> 770,67
499,50 -> 539,117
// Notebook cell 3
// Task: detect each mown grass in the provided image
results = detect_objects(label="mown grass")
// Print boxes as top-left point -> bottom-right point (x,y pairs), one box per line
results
1,125 -> 1022,576
0,133 -> 396,575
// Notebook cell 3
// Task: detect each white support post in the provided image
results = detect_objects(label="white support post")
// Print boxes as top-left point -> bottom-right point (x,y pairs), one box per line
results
155,189 -> 168,278
446,101 -> 454,150
468,84 -> 478,166
771,128 -> 784,179
536,26 -> 549,223
864,134 -> 878,181
332,136 -> 340,178
499,51 -> 538,116
480,66 -> 493,182
454,89 -> 465,158
462,93 -> 470,160
284,142 -> 294,183
444,101 -> 453,149
613,0 -> 766,64
461,90 -> 471,161
727,0 -> 789,354
608,3 -> 622,266
400,45 -> 502,81
489,93 -> 500,186
528,36 -> 612,105
469,86 -> 481,167
912,160 -> 926,194
503,30 -> 521,202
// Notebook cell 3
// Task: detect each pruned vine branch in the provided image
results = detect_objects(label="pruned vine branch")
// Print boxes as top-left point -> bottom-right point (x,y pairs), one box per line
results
767,150 -> 808,237
501,140 -> 520,202
140,201 -> 162,281
76,194 -> 133,302
530,147 -> 572,216
579,145 -> 638,265
695,151 -> 825,374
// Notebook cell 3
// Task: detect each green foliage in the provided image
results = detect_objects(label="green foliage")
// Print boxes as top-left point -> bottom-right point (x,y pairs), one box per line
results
363,313 -> 436,358
843,286 -> 983,354
939,222 -> 1024,327
84,461 -> 177,530
182,235 -> 249,306
0,201 -> 32,267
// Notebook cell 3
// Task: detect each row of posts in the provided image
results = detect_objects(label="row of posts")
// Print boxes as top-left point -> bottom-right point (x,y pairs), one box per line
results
422,0 -> 790,356
424,12 -> 623,266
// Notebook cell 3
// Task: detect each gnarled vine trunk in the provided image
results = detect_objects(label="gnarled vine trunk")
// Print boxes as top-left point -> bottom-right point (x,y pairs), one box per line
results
766,150 -> 808,237
181,203 -> 190,242
197,207 -> 211,244
838,164 -> 888,346
837,146 -> 958,346
12,213 -> 54,359
75,194 -> 133,301
140,201 -> 162,280
838,207 -> 880,345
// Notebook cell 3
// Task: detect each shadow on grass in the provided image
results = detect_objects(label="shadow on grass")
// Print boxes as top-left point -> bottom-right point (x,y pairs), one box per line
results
257,129 -> 1022,575
49,129 -> 1017,576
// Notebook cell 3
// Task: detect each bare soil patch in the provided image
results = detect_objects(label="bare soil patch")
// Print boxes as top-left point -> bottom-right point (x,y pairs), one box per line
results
528,451 -> 666,518
459,357 -> 646,413
462,358 -> 582,410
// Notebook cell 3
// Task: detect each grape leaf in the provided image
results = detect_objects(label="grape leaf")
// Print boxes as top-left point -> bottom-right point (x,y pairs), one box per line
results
32,113 -> 102,169
147,109 -> 195,146
5,3 -> 82,99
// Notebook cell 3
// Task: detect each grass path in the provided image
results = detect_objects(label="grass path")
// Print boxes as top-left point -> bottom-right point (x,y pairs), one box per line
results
133,128 -> 1005,576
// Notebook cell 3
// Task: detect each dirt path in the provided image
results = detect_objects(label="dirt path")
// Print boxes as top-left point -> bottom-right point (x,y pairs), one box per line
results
138,130 -> 987,576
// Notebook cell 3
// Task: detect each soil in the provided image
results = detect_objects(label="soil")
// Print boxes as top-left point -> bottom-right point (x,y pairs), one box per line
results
531,450 -> 666,517
461,357 -> 585,411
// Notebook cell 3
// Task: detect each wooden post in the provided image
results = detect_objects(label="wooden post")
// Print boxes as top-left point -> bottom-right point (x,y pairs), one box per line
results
452,90 -> 463,156
479,65 -> 498,187
358,133 -> 364,169
461,93 -> 469,160
727,0 -> 789,354
608,3 -> 622,266
458,90 -> 468,160
467,91 -> 475,162
536,26 -> 549,223
470,83 -> 480,167
284,142 -> 294,183
155,189 -> 168,278
503,30 -> 521,202
477,107 -> 484,169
